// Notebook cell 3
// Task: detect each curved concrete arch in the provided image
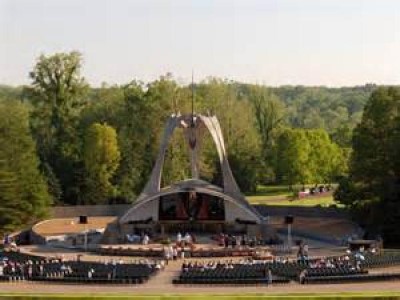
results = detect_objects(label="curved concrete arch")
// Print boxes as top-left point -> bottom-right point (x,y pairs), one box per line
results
119,186 -> 261,224
119,113 -> 264,226
139,115 -> 179,197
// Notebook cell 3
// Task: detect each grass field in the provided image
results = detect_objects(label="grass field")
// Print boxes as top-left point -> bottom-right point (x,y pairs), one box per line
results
245,185 -> 340,207
246,194 -> 338,207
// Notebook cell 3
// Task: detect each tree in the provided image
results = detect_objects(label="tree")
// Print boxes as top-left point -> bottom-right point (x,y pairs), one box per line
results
306,129 -> 344,184
331,124 -> 353,148
117,81 -> 154,200
145,75 -> 190,187
26,51 -> 89,204
0,168 -> 20,233
249,86 -> 284,161
276,128 -> 311,189
335,87 -> 400,244
83,123 -> 121,204
196,79 -> 262,191
0,101 -> 52,233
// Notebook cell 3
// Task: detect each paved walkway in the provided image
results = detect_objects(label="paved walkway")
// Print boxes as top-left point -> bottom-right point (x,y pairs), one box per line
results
0,278 -> 400,295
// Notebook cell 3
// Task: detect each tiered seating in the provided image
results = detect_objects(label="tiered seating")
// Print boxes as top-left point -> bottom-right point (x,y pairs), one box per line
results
174,261 -> 289,284
60,261 -> 157,284
0,250 -> 160,284
264,261 -> 305,280
303,273 -> 400,284
305,266 -> 366,277
173,258 -> 393,286
299,252 -> 400,284
357,252 -> 400,268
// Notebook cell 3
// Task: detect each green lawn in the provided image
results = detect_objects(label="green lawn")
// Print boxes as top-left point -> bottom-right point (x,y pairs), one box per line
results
246,184 -> 341,207
246,194 -> 339,207
251,185 -> 293,196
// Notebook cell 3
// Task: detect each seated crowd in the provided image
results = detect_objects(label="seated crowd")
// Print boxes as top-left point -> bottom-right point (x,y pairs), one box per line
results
1,246 -> 400,285
174,259 -> 287,284
0,250 -> 161,284
174,249 -> 400,285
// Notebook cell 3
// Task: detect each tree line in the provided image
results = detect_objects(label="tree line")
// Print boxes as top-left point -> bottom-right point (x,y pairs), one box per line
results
0,51 -> 376,234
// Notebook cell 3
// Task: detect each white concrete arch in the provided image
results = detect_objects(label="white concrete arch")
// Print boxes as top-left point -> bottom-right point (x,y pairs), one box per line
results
119,113 -> 263,225
119,183 -> 261,224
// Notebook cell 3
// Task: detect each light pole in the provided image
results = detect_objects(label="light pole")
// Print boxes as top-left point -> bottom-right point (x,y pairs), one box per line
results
84,224 -> 88,252
285,215 -> 294,253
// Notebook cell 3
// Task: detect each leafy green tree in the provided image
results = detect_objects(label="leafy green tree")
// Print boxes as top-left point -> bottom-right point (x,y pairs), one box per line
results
228,99 -> 262,192
249,86 -> 284,177
2,54 -> 376,205
306,129 -> 344,184
336,87 -> 400,244
145,75 -> 189,187
331,124 -> 353,148
274,85 -> 375,133
196,79 -> 262,191
276,128 -> 311,189
117,81 -> 156,199
26,51 -> 89,204
83,123 -> 120,204
0,101 -> 51,233
0,168 -> 20,233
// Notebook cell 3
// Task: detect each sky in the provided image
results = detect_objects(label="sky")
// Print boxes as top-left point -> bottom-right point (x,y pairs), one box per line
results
1,0 -> 400,87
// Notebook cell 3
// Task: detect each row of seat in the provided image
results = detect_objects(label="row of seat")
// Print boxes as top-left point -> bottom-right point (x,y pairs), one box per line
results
0,275 -> 146,284
356,252 -> 400,268
305,267 -> 367,277
303,273 -> 400,284
0,250 -> 160,284
173,277 -> 290,284
175,259 -> 388,285
176,262 -> 292,285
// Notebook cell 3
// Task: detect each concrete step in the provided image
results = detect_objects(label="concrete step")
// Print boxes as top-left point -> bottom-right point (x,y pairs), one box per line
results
146,260 -> 181,286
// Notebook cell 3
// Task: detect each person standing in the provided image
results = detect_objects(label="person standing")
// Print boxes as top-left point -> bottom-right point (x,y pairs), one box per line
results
299,269 -> 307,284
88,268 -> 94,279
177,232 -> 182,247
142,234 -> 150,245
268,269 -> 272,285
27,262 -> 33,279
163,247 -> 170,265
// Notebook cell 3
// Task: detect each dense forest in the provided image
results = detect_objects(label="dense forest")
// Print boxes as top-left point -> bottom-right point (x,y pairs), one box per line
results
2,51 -> 398,243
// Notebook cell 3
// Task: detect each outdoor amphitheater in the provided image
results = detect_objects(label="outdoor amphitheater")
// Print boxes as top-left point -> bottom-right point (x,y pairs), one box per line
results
1,114 -> 400,299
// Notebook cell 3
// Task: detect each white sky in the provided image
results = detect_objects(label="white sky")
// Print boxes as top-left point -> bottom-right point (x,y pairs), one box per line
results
1,0 -> 400,86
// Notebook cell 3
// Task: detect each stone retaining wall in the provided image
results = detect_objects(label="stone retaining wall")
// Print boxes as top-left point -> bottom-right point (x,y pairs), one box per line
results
52,204 -> 130,218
